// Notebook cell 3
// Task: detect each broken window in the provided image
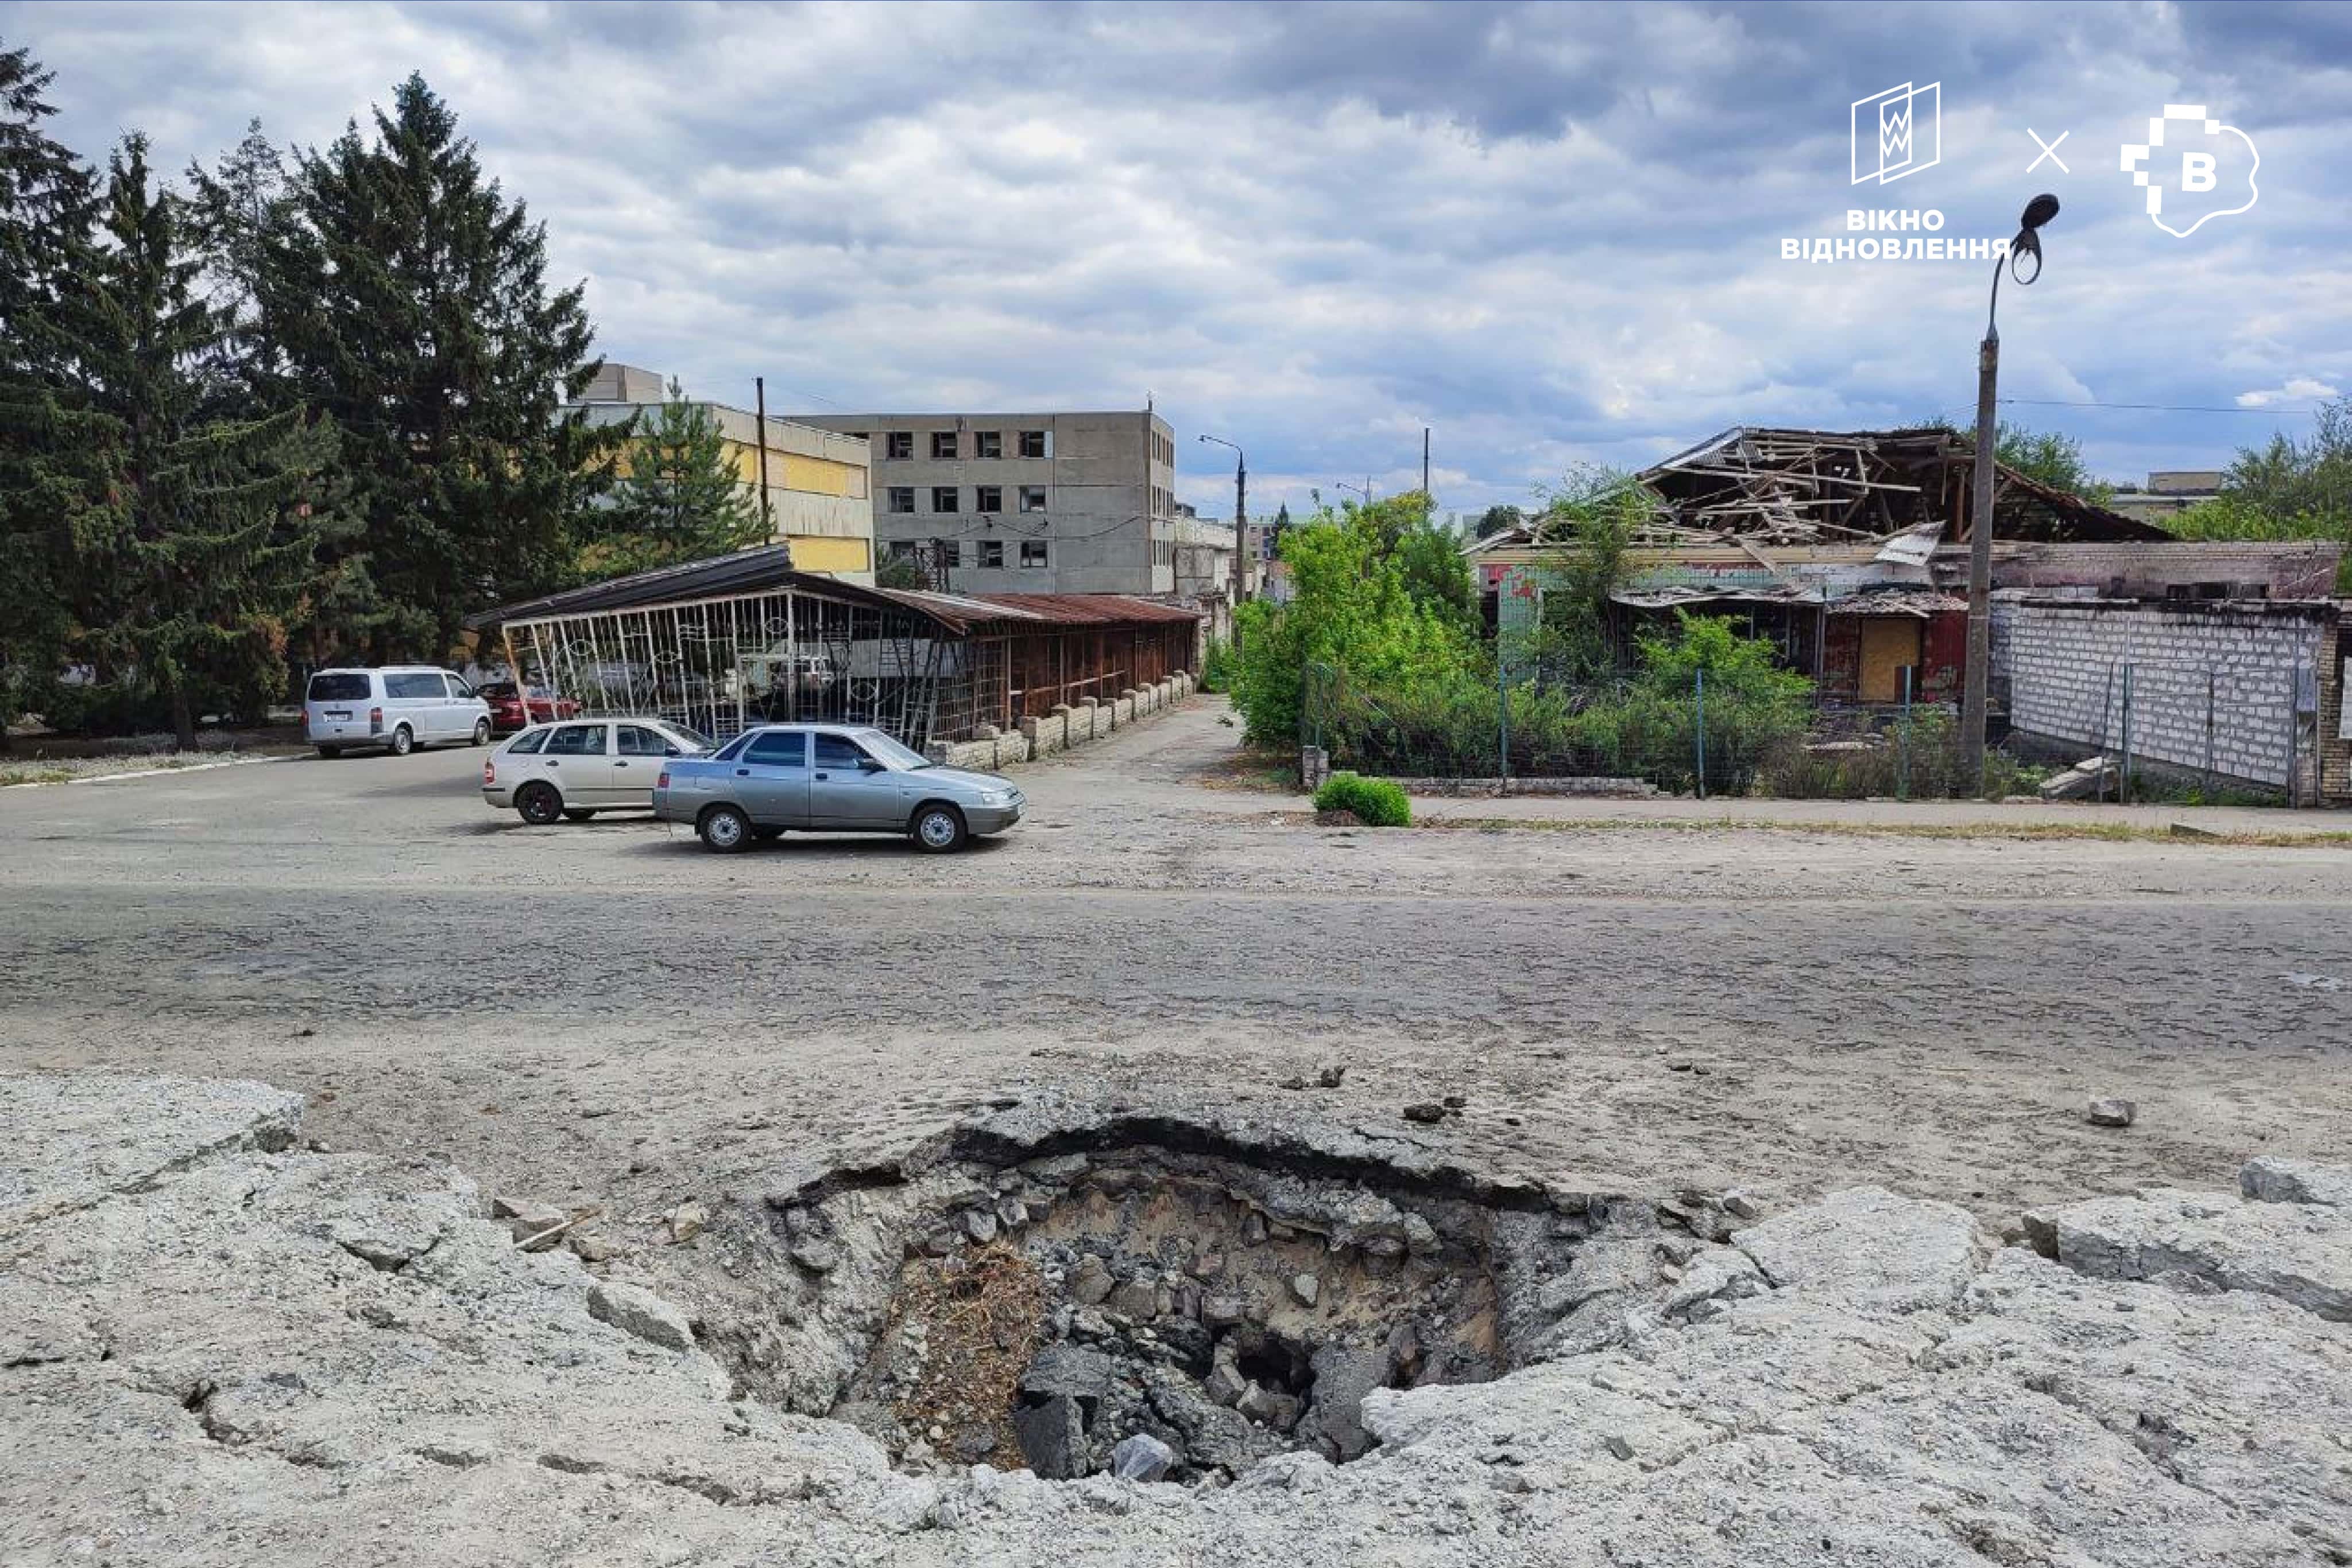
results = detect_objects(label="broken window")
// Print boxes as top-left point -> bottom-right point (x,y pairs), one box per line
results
1019,429 -> 1048,459
885,432 -> 912,460
1020,486 -> 1047,513
975,431 -> 1003,459
1020,540 -> 1049,568
978,539 -> 1005,568
932,486 -> 960,513
887,487 -> 915,514
932,431 -> 958,460
976,485 -> 1003,513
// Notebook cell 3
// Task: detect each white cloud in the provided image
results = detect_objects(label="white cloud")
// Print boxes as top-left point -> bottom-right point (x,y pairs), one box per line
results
2236,377 -> 2342,408
6,0 -> 2347,515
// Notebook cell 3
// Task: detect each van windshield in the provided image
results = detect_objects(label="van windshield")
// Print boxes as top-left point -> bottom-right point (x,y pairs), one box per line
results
307,673 -> 370,702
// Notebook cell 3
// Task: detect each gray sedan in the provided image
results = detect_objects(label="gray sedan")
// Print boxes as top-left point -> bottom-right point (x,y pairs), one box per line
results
651,724 -> 1023,853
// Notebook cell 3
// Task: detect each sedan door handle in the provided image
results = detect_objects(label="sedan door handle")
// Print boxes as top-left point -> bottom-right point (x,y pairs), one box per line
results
736,768 -> 749,776
814,772 -> 830,780
614,761 -> 629,769
546,760 -> 558,768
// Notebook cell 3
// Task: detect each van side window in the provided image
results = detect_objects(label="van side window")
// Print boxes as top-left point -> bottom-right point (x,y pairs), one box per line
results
443,674 -> 473,699
744,731 -> 806,766
507,729 -> 550,755
384,672 -> 442,699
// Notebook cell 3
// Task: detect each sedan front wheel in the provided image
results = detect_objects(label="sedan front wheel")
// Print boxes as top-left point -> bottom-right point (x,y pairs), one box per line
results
911,802 -> 968,854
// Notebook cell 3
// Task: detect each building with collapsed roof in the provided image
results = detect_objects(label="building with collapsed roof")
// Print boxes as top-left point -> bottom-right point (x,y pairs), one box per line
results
1469,427 -> 2347,799
1469,425 -> 2339,704
465,545 -> 1201,753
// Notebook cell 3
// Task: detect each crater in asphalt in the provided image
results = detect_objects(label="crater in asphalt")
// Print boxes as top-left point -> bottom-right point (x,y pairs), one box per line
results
726,1098 -> 1723,1486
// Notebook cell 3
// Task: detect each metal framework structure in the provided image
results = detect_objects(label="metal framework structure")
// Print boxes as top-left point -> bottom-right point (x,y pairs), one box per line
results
468,549 -> 1200,752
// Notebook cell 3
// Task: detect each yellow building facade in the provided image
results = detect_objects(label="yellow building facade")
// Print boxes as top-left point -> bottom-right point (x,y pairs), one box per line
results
574,365 -> 875,580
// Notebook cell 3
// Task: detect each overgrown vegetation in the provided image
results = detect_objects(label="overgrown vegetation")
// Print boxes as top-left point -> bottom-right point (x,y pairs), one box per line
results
2159,398 -> 2352,593
1311,771 -> 1411,826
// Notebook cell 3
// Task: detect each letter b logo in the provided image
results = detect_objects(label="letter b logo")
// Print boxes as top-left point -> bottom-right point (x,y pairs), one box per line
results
2183,152 -> 2216,192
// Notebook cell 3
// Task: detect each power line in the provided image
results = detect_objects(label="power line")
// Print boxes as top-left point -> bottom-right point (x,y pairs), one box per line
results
1999,396 -> 2331,415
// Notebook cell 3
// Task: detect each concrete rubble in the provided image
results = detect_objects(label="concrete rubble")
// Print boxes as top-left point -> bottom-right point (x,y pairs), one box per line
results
5,1071 -> 2352,1566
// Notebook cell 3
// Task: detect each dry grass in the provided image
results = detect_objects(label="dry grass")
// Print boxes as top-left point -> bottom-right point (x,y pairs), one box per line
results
0,748 -> 303,788
882,1246 -> 1046,1464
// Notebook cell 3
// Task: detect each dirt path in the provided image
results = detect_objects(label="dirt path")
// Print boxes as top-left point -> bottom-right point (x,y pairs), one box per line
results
2,699 -> 2347,1258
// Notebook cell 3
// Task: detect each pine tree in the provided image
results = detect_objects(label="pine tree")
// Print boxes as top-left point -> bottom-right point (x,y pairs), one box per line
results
62,135 -> 339,749
183,117 -> 289,396
591,378 -> 764,576
262,73 -> 620,659
0,42 -> 98,745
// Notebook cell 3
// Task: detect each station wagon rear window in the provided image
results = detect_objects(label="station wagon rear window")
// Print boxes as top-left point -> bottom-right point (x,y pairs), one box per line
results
307,673 -> 370,702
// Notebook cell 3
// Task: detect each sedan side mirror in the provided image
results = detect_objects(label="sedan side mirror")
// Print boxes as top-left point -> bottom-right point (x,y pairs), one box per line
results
664,745 -> 680,757
858,757 -> 886,773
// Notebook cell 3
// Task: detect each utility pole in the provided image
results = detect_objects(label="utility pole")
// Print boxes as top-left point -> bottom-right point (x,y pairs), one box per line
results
1960,194 -> 2059,791
1233,453 -> 1248,601
753,377 -> 775,542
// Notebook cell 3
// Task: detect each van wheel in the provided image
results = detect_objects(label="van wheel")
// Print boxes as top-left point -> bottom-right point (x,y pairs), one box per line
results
516,783 -> 563,826
911,802 -> 968,853
698,804 -> 752,853
563,808 -> 595,822
471,719 -> 492,746
388,725 -> 413,757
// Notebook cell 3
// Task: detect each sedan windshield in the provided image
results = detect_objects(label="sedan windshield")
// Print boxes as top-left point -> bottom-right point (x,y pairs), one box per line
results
857,730 -> 933,770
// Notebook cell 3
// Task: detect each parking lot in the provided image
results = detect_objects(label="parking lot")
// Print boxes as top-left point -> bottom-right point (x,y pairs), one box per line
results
3,698 -> 2349,1240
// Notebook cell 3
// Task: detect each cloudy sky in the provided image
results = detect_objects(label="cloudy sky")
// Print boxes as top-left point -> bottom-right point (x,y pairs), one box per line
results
8,0 -> 2347,519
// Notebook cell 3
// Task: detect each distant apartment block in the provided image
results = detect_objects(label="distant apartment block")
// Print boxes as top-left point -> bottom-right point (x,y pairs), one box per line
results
792,409 -> 1180,594
2105,469 -> 2226,525
571,365 -> 875,579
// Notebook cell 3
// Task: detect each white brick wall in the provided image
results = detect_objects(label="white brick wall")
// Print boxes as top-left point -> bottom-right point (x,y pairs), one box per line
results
2007,602 -> 2327,787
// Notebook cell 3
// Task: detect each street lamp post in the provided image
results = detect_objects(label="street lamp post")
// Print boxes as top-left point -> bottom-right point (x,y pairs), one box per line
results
1198,434 -> 1248,605
1332,478 -> 1371,506
1960,192 -> 2061,792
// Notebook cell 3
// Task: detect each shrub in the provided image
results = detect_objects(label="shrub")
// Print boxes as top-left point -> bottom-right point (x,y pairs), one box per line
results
1312,770 -> 1411,827
1200,636 -> 1237,694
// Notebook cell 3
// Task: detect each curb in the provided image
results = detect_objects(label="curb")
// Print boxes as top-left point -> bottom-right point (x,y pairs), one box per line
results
1,752 -> 305,790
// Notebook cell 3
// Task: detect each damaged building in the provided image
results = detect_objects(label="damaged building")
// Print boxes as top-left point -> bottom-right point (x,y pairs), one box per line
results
1470,425 -> 2347,800
467,545 -> 1201,754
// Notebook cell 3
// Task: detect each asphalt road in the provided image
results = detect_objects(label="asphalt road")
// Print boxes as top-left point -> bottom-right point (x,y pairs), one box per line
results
3,701 -> 2348,1240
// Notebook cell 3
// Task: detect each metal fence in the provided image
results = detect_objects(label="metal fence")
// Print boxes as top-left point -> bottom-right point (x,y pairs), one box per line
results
2080,658 -> 2315,803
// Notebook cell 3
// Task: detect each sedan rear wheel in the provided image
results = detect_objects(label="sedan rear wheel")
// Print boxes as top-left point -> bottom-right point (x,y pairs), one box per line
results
516,782 -> 563,826
698,803 -> 752,853
911,802 -> 968,854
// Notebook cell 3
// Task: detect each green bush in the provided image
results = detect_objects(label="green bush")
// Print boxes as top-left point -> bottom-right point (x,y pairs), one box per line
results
1312,771 -> 1411,826
1200,636 -> 1237,694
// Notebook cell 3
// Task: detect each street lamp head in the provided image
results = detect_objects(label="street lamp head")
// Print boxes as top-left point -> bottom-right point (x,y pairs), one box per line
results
2007,192 -> 2057,285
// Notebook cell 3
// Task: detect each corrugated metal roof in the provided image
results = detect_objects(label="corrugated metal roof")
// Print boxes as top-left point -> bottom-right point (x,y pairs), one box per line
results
969,593 -> 1205,626
467,546 -> 1205,636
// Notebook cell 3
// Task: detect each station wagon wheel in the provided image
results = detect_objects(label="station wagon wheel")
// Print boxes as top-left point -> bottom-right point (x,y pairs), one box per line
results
516,782 -> 563,826
911,802 -> 968,854
698,803 -> 752,853
471,719 -> 491,746
388,725 -> 413,757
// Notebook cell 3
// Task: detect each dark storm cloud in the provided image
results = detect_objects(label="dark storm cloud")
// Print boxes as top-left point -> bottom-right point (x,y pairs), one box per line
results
3,0 -> 2345,514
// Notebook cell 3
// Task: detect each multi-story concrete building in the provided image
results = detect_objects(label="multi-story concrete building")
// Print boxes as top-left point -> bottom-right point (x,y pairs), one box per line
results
792,409 -> 1179,594
571,365 -> 875,580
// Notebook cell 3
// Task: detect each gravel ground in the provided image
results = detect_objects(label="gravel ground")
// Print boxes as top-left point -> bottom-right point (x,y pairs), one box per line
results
1,697 -> 2347,1249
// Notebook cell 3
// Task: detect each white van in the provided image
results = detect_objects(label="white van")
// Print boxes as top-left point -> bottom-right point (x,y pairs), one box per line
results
303,667 -> 493,757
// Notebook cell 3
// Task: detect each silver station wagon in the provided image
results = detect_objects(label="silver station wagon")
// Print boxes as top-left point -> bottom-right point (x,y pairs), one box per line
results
651,723 -> 1023,853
